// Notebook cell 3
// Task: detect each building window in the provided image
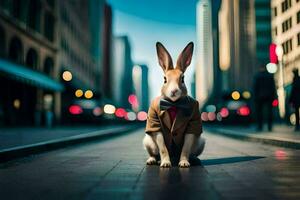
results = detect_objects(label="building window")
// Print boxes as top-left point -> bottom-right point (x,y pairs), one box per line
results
27,0 -> 41,32
44,12 -> 55,42
298,33 -> 300,46
25,48 -> 39,70
44,57 -> 54,77
281,0 -> 292,13
282,38 -> 293,54
297,11 -> 300,24
282,17 -> 292,33
274,27 -> 278,36
273,7 -> 277,17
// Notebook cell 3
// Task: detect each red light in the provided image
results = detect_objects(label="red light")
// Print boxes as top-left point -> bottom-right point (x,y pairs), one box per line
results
128,94 -> 137,105
275,150 -> 287,160
208,112 -> 216,121
201,112 -> 208,121
220,107 -> 229,118
272,99 -> 278,107
128,94 -> 139,107
137,111 -> 148,121
69,105 -> 83,115
269,43 -> 278,64
115,108 -> 127,118
237,106 -> 250,116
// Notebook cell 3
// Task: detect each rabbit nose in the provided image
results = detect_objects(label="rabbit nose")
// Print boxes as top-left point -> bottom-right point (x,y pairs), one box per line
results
171,89 -> 178,94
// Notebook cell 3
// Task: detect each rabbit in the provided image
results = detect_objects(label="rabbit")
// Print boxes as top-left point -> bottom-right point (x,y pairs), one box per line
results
143,42 -> 205,168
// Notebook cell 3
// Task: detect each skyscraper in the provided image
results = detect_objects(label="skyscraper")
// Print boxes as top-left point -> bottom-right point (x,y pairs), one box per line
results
195,0 -> 214,108
218,0 -> 256,92
255,0 -> 272,64
111,36 -> 134,108
132,64 -> 149,111
271,0 -> 300,86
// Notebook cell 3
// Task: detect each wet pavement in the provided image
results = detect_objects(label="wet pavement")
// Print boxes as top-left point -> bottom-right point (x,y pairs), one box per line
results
0,125 -> 130,150
0,128 -> 300,200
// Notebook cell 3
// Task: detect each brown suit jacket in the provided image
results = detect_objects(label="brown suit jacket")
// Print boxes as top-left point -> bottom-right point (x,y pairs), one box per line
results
145,96 -> 202,152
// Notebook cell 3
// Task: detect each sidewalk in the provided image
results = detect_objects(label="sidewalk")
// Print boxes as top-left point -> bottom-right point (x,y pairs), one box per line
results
0,124 -> 141,162
206,124 -> 300,149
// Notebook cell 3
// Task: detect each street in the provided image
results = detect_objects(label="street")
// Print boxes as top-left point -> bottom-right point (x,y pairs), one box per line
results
0,128 -> 300,200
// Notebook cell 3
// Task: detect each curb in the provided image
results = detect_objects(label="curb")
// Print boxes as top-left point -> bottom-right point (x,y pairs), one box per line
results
0,125 -> 142,162
207,128 -> 300,149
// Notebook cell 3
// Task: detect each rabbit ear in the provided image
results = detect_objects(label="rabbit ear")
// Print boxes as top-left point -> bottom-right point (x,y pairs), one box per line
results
156,42 -> 173,72
176,42 -> 194,72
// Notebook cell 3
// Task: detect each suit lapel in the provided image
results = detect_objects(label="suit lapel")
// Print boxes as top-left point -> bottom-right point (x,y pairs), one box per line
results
171,109 -> 190,133
159,110 -> 172,130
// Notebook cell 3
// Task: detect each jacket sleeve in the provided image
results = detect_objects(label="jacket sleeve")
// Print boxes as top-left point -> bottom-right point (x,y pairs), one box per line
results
145,100 -> 162,134
185,101 -> 202,136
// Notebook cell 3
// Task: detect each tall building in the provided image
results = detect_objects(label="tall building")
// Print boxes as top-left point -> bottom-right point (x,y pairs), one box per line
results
132,64 -> 149,111
102,3 -> 113,99
58,0 -> 104,119
111,36 -> 134,108
255,0 -> 272,64
271,0 -> 300,87
195,0 -> 214,108
88,0 -> 105,99
0,0 -> 63,126
218,0 -> 256,92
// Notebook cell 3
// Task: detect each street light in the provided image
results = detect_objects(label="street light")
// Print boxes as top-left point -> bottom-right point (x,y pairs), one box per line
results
62,71 -> 72,81
275,45 -> 285,118
266,63 -> 277,74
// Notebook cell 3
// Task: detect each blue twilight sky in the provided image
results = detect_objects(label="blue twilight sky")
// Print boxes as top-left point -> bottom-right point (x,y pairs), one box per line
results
107,0 -> 198,101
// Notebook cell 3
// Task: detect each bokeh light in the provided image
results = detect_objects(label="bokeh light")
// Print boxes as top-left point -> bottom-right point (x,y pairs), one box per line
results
206,105 -> 216,113
216,113 -> 222,121
137,111 -> 147,121
127,112 -> 137,121
104,104 -> 116,114
231,91 -> 240,100
237,106 -> 250,116
242,91 -> 251,99
84,90 -> 93,99
201,112 -> 208,121
62,71 -> 72,81
208,112 -> 216,121
115,108 -> 127,118
220,107 -> 229,118
69,105 -> 82,115
128,94 -> 138,106
13,99 -> 21,109
272,99 -> 279,107
93,107 -> 102,116
75,89 -> 83,98
266,63 -> 277,74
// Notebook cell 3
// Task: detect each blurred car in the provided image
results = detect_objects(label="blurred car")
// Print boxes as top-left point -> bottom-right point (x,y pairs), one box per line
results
218,99 -> 252,124
67,99 -> 103,123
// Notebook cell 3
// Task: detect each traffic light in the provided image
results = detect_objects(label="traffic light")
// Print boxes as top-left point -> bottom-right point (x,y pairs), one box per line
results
269,43 -> 278,64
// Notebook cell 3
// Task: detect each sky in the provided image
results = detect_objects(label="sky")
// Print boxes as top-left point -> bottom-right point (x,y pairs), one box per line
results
107,0 -> 198,100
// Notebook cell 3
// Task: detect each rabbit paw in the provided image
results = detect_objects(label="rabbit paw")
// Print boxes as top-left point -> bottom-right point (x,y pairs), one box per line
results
146,157 -> 157,165
179,159 -> 190,168
160,159 -> 172,168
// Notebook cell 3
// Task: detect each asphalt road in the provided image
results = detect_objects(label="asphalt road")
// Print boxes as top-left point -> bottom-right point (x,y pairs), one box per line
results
0,128 -> 299,200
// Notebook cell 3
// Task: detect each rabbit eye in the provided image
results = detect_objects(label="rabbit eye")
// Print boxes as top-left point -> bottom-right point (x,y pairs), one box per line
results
181,76 -> 184,83
164,76 -> 167,84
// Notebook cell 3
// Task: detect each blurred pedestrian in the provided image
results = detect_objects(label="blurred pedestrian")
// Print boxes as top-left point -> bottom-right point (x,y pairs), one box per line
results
289,68 -> 300,131
253,65 -> 277,131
